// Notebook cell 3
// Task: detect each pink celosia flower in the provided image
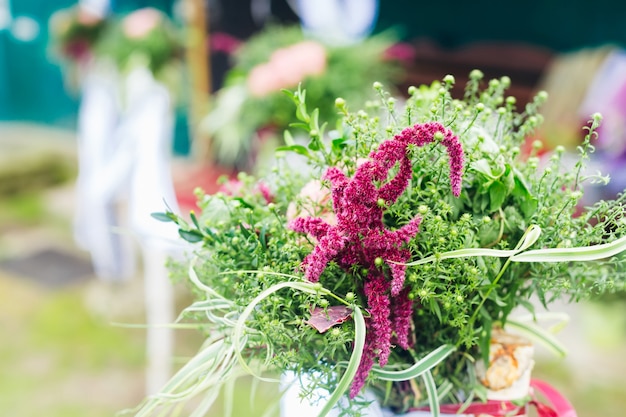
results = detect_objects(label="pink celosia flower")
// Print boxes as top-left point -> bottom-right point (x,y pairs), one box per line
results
289,122 -> 464,397
210,31 -> 242,54
256,181 -> 274,204
123,7 -> 162,39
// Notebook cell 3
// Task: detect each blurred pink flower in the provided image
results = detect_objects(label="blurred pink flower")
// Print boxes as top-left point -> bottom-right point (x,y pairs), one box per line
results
247,40 -> 327,97
292,41 -> 327,76
77,8 -> 103,26
286,179 -> 336,226
123,8 -> 162,39
247,63 -> 283,97
383,42 -> 416,62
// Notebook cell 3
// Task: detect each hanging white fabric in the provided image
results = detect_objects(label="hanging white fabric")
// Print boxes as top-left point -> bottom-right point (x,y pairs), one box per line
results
73,62 -> 183,281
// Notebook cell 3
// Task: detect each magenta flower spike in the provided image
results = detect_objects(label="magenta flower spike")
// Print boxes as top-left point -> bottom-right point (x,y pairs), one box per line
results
289,122 -> 464,397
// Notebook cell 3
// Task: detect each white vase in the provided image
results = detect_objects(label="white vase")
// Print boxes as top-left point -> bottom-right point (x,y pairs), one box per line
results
279,372 -> 468,417
279,329 -> 533,417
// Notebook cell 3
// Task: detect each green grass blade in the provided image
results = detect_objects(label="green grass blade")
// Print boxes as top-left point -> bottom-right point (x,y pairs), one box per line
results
188,388 -> 220,417
403,225 -> 541,266
511,233 -> 626,262
370,344 -> 456,381
403,247 -> 521,266
316,306 -> 366,417
512,312 -> 570,334
233,281 -> 323,381
422,370 -> 440,417
223,377 -> 235,417
504,318 -> 568,358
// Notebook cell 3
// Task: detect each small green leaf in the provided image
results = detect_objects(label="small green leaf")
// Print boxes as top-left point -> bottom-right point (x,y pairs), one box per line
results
471,159 -> 497,179
189,211 -> 200,229
288,122 -> 309,131
283,130 -> 295,146
275,145 -> 311,157
429,298 -> 443,323
311,108 -> 320,130
259,225 -> 267,249
280,88 -> 296,100
239,223 -> 251,239
331,137 -> 347,152
512,172 -> 537,217
233,197 -> 254,209
478,324 -> 492,366
488,181 -> 508,212
179,229 -> 203,243
151,212 -> 175,222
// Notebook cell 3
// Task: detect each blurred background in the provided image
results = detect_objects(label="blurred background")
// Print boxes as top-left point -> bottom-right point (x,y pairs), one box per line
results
1,0 -> 626,416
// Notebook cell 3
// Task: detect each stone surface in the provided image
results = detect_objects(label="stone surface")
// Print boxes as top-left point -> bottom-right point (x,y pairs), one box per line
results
0,247 -> 94,289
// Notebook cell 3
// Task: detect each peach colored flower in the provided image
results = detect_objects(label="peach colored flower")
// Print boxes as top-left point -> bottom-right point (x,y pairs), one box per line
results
293,41 -> 327,76
77,8 -> 103,26
123,8 -> 162,39
246,40 -> 327,97
247,63 -> 282,97
286,179 -> 336,226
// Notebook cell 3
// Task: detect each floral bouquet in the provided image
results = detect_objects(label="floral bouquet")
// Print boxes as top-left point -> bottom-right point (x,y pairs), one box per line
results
129,71 -> 626,417
48,5 -> 109,90
94,7 -> 184,86
202,24 -> 408,169
49,5 -> 108,63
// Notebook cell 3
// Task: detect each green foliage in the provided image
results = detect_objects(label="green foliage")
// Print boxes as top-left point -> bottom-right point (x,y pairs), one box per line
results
139,72 -> 626,416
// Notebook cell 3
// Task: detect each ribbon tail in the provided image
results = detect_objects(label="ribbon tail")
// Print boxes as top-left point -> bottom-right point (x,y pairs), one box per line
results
530,379 -> 578,417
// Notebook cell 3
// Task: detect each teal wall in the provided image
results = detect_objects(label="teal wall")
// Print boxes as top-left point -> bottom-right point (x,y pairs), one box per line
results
1,0 -> 79,126
374,0 -> 626,51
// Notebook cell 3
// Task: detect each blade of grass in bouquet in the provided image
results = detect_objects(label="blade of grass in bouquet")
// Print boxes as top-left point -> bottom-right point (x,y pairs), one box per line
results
436,380 -> 454,402
222,377 -> 235,417
315,306 -> 366,417
233,280 -> 321,382
128,340 -> 230,416
370,344 -> 456,381
187,388 -> 220,417
504,318 -> 568,358
511,232 -> 626,262
512,311 -> 571,334
422,370 -> 441,417
403,225 -> 541,266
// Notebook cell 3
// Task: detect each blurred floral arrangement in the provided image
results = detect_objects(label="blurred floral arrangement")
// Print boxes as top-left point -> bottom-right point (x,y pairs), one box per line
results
94,7 -> 184,85
127,71 -> 626,417
202,24 -> 409,169
49,6 -> 185,95
49,5 -> 108,62
48,5 -> 109,90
